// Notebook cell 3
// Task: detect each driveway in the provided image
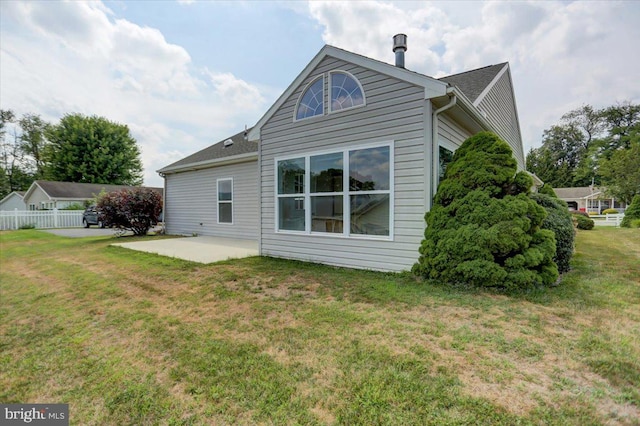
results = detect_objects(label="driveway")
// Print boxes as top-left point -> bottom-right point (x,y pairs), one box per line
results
111,236 -> 259,264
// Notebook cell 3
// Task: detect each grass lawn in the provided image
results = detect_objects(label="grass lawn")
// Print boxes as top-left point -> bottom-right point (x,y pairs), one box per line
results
1,228 -> 639,425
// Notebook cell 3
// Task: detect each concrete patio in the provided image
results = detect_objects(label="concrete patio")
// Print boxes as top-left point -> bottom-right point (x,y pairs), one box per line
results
111,236 -> 259,264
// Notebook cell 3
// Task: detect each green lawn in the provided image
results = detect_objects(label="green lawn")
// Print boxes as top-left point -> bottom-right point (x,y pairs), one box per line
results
1,228 -> 639,425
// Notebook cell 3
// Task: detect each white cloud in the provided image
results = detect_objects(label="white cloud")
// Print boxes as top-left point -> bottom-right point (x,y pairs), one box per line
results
305,0 -> 640,154
0,0 -> 269,187
307,1 -> 448,75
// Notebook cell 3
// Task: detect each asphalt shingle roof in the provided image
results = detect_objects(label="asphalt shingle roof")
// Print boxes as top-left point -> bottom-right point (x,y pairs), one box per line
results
553,187 -> 603,199
35,181 -> 162,199
160,128 -> 257,172
163,59 -> 509,171
439,63 -> 507,103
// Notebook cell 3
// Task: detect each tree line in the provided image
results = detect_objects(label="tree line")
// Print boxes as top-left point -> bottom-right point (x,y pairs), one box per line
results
0,110 -> 143,199
526,102 -> 639,204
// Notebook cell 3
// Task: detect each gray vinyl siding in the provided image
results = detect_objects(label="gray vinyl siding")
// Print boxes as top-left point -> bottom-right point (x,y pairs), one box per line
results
165,160 -> 258,239
438,113 -> 473,149
476,70 -> 525,169
0,193 -> 26,211
260,56 -> 428,272
24,186 -> 50,209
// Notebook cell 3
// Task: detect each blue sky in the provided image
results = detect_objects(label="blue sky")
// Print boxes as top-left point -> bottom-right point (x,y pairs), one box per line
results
1,1 -> 639,187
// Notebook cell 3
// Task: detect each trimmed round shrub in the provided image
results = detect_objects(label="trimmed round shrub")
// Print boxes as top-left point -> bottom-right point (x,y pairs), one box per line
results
602,208 -> 619,215
630,219 -> 640,229
573,213 -> 594,230
572,210 -> 590,218
621,195 -> 640,228
530,193 -> 575,274
413,132 -> 558,289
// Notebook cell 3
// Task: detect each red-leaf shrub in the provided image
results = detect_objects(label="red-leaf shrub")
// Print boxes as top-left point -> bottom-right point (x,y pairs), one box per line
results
97,188 -> 162,236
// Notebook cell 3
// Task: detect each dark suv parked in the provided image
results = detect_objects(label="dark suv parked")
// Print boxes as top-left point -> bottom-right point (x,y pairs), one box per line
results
82,206 -> 106,228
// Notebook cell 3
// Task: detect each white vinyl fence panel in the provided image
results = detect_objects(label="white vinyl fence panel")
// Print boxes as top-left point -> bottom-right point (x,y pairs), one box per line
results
0,209 -> 84,230
590,214 -> 625,227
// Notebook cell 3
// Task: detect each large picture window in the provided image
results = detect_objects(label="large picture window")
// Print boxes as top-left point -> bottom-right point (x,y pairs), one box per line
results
217,178 -> 233,224
277,158 -> 305,231
276,142 -> 392,239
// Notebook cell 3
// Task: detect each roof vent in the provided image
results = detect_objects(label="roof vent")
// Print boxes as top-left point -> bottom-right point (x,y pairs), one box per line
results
392,34 -> 407,68
223,138 -> 234,147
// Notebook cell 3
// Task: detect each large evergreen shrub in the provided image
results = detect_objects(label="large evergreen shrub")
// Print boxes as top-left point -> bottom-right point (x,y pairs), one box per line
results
413,132 -> 558,289
621,195 -> 640,228
530,193 -> 574,274
538,184 -> 557,198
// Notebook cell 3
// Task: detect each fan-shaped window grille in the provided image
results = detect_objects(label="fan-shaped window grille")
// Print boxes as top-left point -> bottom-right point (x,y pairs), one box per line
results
330,71 -> 365,112
295,77 -> 324,120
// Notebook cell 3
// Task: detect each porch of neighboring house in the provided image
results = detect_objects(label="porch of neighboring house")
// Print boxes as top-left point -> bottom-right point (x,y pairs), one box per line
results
554,186 -> 627,214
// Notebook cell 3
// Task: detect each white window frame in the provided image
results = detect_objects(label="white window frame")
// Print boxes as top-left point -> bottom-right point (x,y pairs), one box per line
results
328,70 -> 366,114
293,75 -> 324,122
275,141 -> 394,241
216,178 -> 233,225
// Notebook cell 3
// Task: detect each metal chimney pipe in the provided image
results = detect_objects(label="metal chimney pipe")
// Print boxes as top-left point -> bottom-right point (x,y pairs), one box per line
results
393,34 -> 407,68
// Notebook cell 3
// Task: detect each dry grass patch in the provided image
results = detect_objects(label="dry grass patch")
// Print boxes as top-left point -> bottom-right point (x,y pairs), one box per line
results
1,228 -> 639,425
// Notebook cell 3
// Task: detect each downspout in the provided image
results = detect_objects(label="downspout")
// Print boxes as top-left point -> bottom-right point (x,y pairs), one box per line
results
257,137 -> 262,256
159,172 -> 166,233
430,89 -> 457,206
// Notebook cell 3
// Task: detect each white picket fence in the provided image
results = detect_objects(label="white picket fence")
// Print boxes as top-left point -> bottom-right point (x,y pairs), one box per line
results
0,209 -> 84,230
590,213 -> 625,227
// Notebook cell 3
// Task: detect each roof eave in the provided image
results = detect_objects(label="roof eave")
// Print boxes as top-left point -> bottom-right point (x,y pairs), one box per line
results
446,86 -> 497,133
23,181 -> 47,202
0,192 -> 24,204
248,45 -> 447,141
472,63 -> 509,107
157,152 -> 258,175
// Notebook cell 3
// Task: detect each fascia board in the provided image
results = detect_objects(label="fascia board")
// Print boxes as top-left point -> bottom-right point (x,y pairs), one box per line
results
326,47 -> 447,98
23,181 -> 46,202
0,192 -> 26,204
157,152 -> 258,175
449,87 -> 497,133
248,45 -> 448,141
472,63 -> 509,107
248,46 -> 331,141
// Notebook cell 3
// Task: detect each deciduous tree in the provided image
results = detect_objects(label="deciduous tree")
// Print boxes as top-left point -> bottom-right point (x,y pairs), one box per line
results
47,114 -> 143,186
599,140 -> 640,204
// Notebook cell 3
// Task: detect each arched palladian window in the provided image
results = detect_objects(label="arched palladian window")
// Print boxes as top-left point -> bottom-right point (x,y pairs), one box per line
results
329,71 -> 365,113
295,76 -> 324,120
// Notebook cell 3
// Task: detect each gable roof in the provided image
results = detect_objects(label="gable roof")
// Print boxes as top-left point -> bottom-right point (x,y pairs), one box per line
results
247,45 -> 449,141
24,180 -> 162,201
439,63 -> 507,104
162,46 -> 521,173
158,128 -> 257,174
0,191 -> 25,205
554,187 -> 604,200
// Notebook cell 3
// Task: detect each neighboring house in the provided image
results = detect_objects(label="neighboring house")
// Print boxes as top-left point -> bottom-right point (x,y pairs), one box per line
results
0,191 -> 26,211
554,187 -> 627,213
159,37 -> 525,272
23,180 -> 163,210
